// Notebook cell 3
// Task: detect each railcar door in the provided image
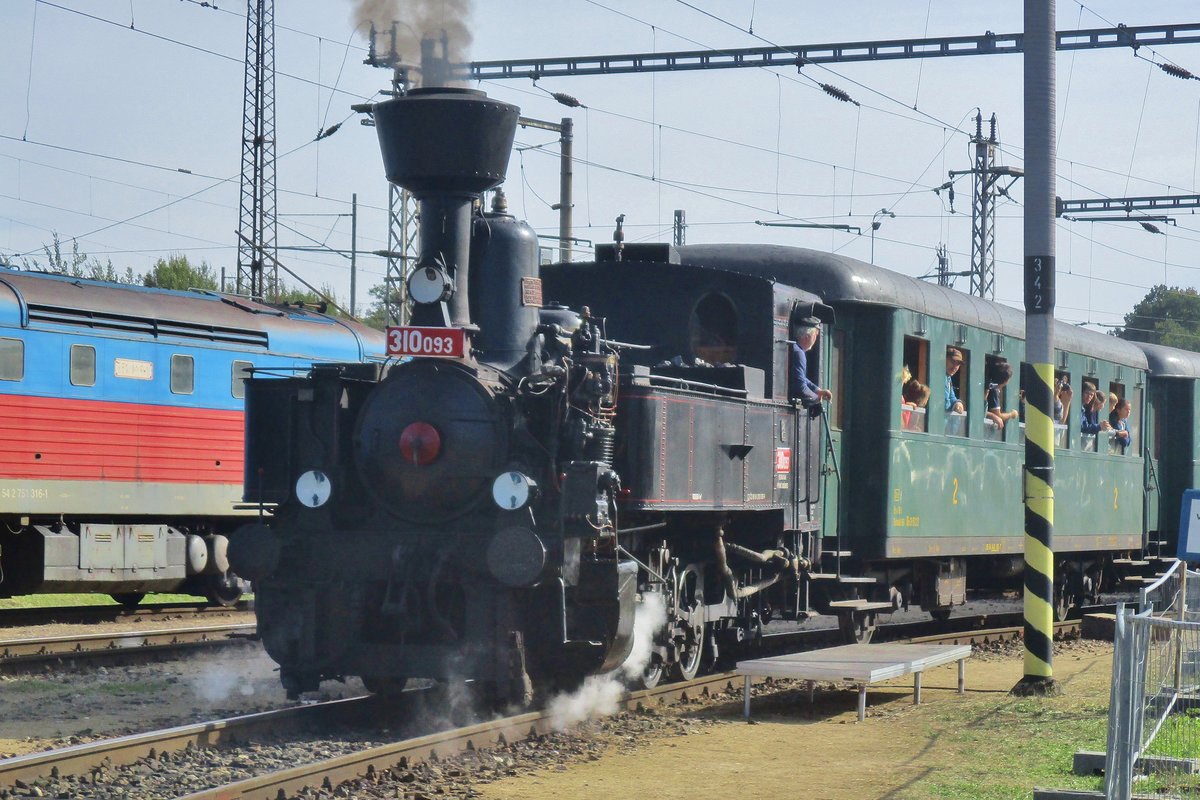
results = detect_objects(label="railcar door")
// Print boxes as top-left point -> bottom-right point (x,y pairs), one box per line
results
1144,383 -> 1160,549
819,328 -> 845,539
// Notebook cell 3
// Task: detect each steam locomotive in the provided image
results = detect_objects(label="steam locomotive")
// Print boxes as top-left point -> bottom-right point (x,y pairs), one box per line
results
231,86 -> 1181,701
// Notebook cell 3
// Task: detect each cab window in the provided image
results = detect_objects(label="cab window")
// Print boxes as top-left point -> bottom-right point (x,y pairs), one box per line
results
0,338 -> 24,381
171,355 -> 194,395
689,293 -> 738,365
232,360 -> 253,399
70,344 -> 95,387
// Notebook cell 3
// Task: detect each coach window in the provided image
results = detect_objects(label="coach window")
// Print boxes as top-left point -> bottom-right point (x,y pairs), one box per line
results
945,346 -> 968,438
0,338 -> 24,381
171,355 -> 194,395
1053,371 -> 1071,450
232,360 -> 252,399
1107,382 -> 1131,456
70,345 -> 96,387
689,292 -> 738,365
900,336 -> 929,433
983,355 -> 1018,442
830,329 -> 845,429
1130,385 -> 1143,457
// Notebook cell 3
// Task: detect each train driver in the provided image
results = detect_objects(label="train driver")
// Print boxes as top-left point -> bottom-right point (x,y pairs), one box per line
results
789,317 -> 832,407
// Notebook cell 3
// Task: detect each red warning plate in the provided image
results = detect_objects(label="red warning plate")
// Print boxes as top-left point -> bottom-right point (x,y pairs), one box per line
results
386,326 -> 466,358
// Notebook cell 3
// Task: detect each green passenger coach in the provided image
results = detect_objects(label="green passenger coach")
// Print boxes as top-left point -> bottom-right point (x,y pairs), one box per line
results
673,244 -> 1158,620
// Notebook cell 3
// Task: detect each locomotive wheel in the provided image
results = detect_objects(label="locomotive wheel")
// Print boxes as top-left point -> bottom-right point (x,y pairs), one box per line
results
110,592 -> 145,609
638,660 -> 665,690
929,607 -> 952,623
671,565 -> 706,681
205,574 -> 243,608
361,675 -> 409,697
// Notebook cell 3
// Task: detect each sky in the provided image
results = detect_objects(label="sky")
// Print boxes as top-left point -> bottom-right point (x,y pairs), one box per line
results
1,1 -> 1200,330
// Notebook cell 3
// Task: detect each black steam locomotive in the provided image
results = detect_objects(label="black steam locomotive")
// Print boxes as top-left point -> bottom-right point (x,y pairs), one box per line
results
229,87 -> 840,701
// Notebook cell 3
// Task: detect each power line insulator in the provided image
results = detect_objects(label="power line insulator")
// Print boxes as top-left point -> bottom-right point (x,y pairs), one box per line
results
820,83 -> 859,106
1159,62 -> 1196,80
552,92 -> 584,108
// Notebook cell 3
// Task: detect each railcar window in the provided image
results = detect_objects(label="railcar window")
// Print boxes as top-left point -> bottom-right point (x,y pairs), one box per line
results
232,360 -> 252,399
901,336 -> 930,433
689,293 -> 738,365
1106,382 -> 1131,456
944,346 -> 968,438
0,338 -> 24,381
983,356 -> 1018,442
1054,370 -> 1070,450
171,355 -> 194,395
1016,366 -> 1069,448
70,345 -> 95,387
1131,386 -> 1142,457
830,330 -> 845,430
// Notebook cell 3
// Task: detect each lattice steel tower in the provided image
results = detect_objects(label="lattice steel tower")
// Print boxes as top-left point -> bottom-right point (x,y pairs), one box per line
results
968,113 -> 997,300
237,0 -> 278,299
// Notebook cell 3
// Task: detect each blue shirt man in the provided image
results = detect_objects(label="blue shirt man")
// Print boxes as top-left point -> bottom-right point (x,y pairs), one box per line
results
788,318 -> 832,406
944,347 -> 965,413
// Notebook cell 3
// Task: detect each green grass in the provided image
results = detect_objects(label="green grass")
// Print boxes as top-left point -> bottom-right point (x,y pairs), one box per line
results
918,696 -> 1111,799
1146,707 -> 1200,760
0,593 -> 205,609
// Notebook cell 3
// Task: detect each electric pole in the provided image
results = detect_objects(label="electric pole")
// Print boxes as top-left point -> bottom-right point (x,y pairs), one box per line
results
948,113 -> 1022,300
236,0 -> 277,300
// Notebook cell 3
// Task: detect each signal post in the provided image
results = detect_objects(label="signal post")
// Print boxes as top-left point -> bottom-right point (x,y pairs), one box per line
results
1014,0 -> 1062,697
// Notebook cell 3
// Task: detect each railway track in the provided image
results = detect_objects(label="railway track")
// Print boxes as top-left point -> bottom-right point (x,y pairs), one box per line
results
0,621 -> 257,671
0,600 -> 251,630
0,613 -> 1095,799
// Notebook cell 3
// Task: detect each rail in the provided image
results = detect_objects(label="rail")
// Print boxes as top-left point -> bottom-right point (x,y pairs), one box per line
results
0,622 -> 256,667
0,614 -> 1086,797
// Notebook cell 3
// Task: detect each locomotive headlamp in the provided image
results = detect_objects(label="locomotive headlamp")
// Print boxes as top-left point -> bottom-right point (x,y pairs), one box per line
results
492,471 -> 538,510
407,265 -> 454,305
399,421 -> 441,465
295,469 -> 332,508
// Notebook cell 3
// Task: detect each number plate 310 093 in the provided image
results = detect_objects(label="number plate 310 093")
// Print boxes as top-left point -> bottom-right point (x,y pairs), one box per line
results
386,326 -> 466,358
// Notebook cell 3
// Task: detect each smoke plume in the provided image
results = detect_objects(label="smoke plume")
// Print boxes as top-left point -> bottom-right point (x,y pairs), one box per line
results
547,592 -> 669,731
353,0 -> 474,82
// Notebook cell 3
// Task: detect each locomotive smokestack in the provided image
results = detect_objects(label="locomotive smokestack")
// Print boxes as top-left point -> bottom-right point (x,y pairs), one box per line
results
372,86 -> 519,328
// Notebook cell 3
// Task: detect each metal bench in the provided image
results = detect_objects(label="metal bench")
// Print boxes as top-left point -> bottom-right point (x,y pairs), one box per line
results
737,642 -> 972,722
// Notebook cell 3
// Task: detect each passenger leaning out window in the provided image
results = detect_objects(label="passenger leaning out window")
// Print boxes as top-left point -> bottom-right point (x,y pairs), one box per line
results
985,362 -> 1018,428
944,348 -> 964,413
1109,397 -> 1132,453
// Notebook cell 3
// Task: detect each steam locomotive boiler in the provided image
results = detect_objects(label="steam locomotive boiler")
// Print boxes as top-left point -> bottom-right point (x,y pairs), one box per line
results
230,87 -> 836,702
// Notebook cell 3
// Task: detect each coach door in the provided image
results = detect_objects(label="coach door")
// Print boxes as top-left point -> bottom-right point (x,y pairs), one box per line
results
819,329 -> 845,532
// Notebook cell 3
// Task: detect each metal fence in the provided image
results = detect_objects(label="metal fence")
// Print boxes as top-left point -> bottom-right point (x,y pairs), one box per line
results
1105,561 -> 1200,799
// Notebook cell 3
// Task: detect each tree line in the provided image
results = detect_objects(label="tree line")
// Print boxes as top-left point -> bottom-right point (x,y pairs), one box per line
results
20,235 -> 391,330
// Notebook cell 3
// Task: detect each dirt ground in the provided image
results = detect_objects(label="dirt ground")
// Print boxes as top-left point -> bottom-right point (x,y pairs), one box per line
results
478,640 -> 1114,800
0,641 -> 366,758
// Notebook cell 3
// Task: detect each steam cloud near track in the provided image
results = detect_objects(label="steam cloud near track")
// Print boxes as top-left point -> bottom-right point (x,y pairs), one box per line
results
548,592 -> 669,730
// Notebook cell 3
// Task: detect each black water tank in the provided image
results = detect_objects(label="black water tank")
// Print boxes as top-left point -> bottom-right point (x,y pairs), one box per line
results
374,88 -> 519,196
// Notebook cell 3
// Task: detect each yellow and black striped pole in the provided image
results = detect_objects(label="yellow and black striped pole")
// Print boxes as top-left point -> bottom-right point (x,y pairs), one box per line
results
1014,0 -> 1061,697
1016,363 -> 1059,693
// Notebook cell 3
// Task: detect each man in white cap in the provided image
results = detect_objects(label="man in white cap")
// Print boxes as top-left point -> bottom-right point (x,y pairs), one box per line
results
789,316 -> 832,407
